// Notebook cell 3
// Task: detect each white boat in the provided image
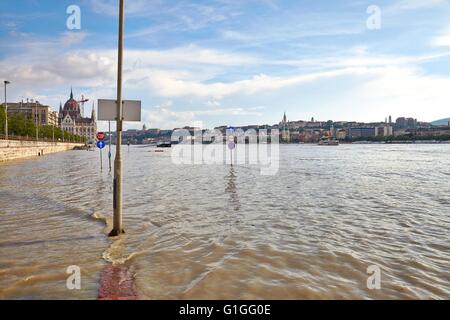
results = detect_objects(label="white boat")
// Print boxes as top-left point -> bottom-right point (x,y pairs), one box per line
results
318,137 -> 339,146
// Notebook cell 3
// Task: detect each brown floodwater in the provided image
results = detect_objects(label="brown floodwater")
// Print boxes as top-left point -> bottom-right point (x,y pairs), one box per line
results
0,144 -> 449,299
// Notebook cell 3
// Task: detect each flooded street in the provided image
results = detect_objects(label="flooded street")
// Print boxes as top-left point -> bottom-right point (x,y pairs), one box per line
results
0,144 -> 449,299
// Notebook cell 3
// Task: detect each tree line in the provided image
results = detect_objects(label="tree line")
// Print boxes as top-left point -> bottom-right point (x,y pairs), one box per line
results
0,106 -> 86,142
349,134 -> 450,142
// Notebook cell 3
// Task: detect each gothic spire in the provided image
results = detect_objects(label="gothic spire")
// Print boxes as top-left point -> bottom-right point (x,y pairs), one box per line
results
91,101 -> 96,120
70,87 -> 73,100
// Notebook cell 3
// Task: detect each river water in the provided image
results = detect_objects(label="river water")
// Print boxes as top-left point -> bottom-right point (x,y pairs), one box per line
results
0,144 -> 449,299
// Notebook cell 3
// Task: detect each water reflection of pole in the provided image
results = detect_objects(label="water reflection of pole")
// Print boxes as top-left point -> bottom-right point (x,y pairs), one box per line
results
225,166 -> 240,212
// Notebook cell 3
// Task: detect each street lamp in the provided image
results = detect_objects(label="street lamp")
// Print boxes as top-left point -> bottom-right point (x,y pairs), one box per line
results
109,0 -> 125,237
61,121 -> 65,142
4,80 -> 10,140
35,102 -> 38,141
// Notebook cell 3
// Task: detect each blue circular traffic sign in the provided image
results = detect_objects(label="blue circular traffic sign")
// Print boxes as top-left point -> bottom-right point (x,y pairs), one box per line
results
97,141 -> 106,149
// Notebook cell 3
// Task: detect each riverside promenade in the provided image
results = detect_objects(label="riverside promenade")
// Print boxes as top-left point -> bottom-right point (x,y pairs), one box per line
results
0,138 -> 83,162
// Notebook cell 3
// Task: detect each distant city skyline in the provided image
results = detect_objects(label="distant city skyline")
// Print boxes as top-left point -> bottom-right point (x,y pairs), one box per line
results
1,0 -> 450,131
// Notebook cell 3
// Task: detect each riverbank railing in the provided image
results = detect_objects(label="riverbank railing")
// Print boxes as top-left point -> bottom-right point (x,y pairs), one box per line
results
0,134 -> 83,144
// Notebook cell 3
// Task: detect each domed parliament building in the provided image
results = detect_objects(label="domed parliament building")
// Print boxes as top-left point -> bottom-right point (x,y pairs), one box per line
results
59,89 -> 97,141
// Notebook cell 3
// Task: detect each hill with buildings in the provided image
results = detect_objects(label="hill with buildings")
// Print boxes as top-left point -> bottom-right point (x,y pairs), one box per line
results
431,118 -> 450,126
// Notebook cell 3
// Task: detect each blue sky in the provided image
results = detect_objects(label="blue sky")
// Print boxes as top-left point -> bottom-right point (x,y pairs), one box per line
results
1,0 -> 450,130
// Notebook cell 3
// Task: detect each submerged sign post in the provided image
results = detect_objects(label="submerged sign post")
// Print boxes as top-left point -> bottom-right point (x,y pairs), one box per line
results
97,135 -> 105,171
98,98 -> 141,236
227,127 -> 236,165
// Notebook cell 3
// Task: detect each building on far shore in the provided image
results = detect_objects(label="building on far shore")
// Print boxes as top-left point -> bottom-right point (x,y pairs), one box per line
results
404,126 -> 450,137
2,100 -> 59,126
59,89 -> 97,141
280,112 -> 290,143
349,127 -> 377,139
396,117 -> 417,129
349,125 -> 393,139
376,125 -> 393,137
336,129 -> 347,140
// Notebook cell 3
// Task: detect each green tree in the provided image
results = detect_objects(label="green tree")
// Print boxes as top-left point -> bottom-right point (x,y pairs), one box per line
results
0,106 -> 5,135
9,113 -> 28,136
0,107 -> 86,142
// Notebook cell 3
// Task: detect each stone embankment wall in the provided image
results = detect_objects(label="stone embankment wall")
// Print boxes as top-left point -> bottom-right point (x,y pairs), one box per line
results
0,140 -> 83,162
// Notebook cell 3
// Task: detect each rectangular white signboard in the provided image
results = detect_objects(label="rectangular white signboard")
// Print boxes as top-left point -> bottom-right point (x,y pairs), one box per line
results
98,99 -> 141,122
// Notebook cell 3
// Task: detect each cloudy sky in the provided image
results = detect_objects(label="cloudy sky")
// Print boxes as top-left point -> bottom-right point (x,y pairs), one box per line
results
1,0 -> 450,130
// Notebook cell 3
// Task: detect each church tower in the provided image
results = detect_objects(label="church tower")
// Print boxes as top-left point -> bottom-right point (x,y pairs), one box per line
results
91,101 -> 96,121
281,112 -> 290,143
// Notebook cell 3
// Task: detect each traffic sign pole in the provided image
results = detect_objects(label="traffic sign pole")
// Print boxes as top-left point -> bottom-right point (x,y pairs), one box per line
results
100,147 -> 103,171
228,127 -> 236,166
97,140 -> 106,171
108,121 -> 112,172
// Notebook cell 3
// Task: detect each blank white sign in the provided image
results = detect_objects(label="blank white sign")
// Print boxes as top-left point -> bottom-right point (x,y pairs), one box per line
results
98,99 -> 141,122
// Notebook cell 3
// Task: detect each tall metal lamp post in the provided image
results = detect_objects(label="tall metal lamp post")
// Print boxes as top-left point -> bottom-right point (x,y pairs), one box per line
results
109,0 -> 125,237
35,102 -> 39,141
4,80 -> 10,140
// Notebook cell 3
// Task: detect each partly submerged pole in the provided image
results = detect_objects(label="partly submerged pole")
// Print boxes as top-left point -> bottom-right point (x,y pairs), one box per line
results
108,120 -> 112,171
110,0 -> 125,237
4,81 -> 10,140
100,147 -> 103,171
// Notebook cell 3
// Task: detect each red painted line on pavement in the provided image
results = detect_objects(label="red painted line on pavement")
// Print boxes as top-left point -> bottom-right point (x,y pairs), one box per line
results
98,264 -> 139,300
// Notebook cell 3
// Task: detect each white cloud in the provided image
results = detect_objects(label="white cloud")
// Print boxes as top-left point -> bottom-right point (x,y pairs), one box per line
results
0,51 -> 115,87
125,45 -> 259,67
0,44 -> 261,102
388,0 -> 448,12
275,51 -> 450,69
431,25 -> 450,47
59,32 -> 90,47
0,32 -> 89,51
132,49 -> 450,99
2,36 -> 449,128
141,67 -> 369,99
339,66 -> 450,122
432,35 -> 450,46
221,30 -> 252,41
137,105 -> 264,130
88,0 -> 162,17
134,64 -> 450,128
88,0 -> 237,32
